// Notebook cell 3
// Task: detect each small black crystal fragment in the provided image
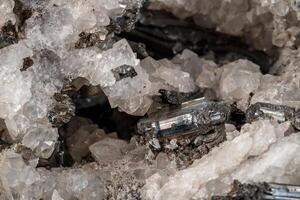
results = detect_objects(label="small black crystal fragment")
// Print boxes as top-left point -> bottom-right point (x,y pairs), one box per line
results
48,79 -> 76,128
212,180 -> 269,200
127,40 -> 149,59
48,93 -> 75,128
294,109 -> 300,130
112,64 -> 137,81
108,7 -> 140,33
75,31 -> 106,49
0,21 -> 18,49
213,180 -> 300,200
20,57 -> 34,71
158,89 -> 203,105
246,102 -> 296,126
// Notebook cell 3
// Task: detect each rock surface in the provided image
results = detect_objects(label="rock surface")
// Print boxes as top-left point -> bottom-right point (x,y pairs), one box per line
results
1,0 -> 300,199
142,120 -> 300,200
0,0 -> 15,28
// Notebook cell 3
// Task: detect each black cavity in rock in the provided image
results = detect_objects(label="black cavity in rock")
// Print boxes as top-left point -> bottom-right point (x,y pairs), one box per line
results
20,57 -> 33,71
229,104 -> 246,131
119,9 -> 279,74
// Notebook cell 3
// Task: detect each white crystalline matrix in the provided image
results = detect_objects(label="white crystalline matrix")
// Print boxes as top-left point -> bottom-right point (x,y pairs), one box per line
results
0,0 -> 147,159
0,150 -> 104,200
0,0 -> 15,28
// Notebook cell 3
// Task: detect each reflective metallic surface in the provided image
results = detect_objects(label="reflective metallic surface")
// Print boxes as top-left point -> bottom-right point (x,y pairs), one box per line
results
246,102 -> 300,131
111,64 -> 137,81
137,98 -> 231,138
246,102 -> 295,123
263,183 -> 300,199
294,110 -> 300,130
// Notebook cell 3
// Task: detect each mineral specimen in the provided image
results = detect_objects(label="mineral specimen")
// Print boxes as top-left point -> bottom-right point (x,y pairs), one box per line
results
1,0 -> 300,199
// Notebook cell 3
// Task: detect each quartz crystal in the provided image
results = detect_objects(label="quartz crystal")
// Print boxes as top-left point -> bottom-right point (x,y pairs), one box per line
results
150,59 -> 196,93
0,150 -> 105,200
25,0 -> 110,54
195,60 -> 219,90
172,49 -> 216,81
89,137 -> 130,162
251,73 -> 300,109
142,120 -> 299,200
0,150 -> 40,200
66,125 -> 105,162
219,59 -> 262,110
0,41 -> 33,120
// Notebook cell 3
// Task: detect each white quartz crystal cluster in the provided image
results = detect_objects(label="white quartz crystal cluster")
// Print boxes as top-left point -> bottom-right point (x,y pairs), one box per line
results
195,56 -> 300,111
142,121 -> 300,200
0,0 -> 150,158
0,150 -> 104,200
25,0 -> 112,55
149,0 -> 300,50
1,0 -> 300,199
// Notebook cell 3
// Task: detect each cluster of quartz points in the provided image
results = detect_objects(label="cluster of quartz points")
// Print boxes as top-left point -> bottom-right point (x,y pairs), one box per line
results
1,0 -> 300,199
